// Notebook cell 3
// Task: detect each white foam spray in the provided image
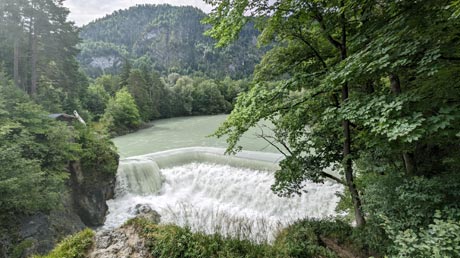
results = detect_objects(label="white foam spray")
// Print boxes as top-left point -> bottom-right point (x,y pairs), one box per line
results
104,148 -> 343,243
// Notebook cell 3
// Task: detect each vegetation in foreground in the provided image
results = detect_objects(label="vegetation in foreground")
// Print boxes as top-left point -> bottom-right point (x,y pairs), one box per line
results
32,229 -> 94,258
42,213 -> 460,257
40,218 -> 385,258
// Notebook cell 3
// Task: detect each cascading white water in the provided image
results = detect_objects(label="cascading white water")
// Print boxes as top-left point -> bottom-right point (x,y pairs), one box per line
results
104,148 -> 343,243
116,159 -> 163,196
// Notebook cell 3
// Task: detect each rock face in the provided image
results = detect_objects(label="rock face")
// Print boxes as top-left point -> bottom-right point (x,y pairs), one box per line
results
4,160 -> 118,258
18,205 -> 86,257
8,191 -> 87,258
89,207 -> 159,258
89,226 -> 152,258
69,161 -> 117,227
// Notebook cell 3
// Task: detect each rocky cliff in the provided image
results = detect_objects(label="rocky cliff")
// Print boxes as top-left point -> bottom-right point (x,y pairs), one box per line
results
2,156 -> 118,258
69,161 -> 117,227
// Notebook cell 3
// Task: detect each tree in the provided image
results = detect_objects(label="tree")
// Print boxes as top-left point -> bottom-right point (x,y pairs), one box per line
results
192,79 -> 230,115
102,88 -> 141,135
206,0 -> 460,228
206,0 -> 367,225
84,83 -> 110,120
0,0 -> 86,114
0,79 -> 78,213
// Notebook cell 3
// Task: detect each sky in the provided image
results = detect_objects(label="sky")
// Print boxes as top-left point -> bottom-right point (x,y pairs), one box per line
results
63,0 -> 213,26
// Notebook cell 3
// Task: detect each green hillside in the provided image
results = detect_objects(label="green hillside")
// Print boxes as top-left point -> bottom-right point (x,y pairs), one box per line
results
78,4 -> 264,79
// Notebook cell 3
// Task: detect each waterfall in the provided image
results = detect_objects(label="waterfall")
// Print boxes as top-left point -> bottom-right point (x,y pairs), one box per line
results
116,159 -> 163,196
105,147 -> 343,243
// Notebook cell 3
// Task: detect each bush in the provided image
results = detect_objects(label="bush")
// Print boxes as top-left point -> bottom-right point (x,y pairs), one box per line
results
32,228 -> 94,258
387,209 -> 460,257
127,217 -> 385,258
363,173 -> 460,231
76,125 -> 119,176
127,218 -> 280,258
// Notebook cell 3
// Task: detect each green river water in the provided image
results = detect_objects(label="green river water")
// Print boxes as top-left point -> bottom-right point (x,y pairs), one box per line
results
112,114 -> 280,158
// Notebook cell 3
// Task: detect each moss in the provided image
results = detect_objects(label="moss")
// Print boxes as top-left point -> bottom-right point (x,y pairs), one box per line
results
32,228 -> 94,258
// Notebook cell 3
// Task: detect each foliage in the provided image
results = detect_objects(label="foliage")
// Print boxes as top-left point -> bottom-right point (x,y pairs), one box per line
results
206,0 -> 460,229
76,125 -> 119,176
84,83 -> 110,120
78,4 -> 265,79
386,209 -> 460,258
363,173 -> 460,231
128,217 -> 385,258
32,228 -> 94,258
0,81 -> 79,213
273,221 -> 339,258
102,88 -> 141,135
126,69 -> 161,121
128,218 -> 281,258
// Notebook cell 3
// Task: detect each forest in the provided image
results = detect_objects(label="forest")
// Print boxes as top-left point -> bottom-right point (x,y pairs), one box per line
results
0,0 -> 460,257
78,4 -> 265,79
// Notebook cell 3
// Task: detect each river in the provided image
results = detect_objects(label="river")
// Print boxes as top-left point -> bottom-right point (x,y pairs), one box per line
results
107,115 -> 342,243
112,114 -> 281,158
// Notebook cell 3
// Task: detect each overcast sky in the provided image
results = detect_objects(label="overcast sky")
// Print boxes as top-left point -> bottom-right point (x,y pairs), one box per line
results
63,0 -> 213,26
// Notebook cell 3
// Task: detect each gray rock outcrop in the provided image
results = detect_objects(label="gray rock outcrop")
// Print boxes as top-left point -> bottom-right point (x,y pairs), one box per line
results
89,225 -> 152,258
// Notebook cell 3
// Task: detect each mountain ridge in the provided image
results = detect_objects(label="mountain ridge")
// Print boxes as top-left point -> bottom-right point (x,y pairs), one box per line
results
78,4 -> 264,79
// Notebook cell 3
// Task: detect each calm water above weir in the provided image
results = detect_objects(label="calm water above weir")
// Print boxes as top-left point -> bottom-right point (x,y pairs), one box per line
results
112,114 -> 280,158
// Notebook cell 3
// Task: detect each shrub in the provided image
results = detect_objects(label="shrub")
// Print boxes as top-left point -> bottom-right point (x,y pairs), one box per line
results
33,228 -> 94,258
128,218 -> 279,258
387,209 -> 460,258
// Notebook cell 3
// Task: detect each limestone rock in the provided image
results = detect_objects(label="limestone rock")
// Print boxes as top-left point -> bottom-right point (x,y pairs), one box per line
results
132,204 -> 161,224
89,226 -> 152,258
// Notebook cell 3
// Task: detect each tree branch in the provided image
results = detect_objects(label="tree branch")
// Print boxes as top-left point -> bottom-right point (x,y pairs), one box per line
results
291,28 -> 328,69
321,171 -> 344,185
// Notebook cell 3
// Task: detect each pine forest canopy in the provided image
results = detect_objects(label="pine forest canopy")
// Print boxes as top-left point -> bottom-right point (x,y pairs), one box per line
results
78,4 -> 265,79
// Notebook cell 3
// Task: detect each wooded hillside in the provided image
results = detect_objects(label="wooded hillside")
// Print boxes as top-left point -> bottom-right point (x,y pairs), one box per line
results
79,4 -> 265,79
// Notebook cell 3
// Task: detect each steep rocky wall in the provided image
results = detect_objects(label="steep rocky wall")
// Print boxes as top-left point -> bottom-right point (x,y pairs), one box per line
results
69,161 -> 117,226
2,157 -> 118,258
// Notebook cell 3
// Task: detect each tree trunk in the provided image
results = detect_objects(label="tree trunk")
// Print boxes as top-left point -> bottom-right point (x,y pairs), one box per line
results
30,21 -> 37,98
14,38 -> 20,88
389,74 -> 401,94
403,152 -> 417,176
389,74 -> 417,175
339,2 -> 365,227
342,84 -> 365,227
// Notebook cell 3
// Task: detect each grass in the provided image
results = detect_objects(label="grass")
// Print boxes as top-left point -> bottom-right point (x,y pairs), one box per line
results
161,202 -> 284,243
32,228 -> 94,258
126,217 -> 386,258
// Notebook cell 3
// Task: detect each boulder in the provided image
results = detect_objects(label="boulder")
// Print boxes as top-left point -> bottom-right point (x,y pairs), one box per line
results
89,226 -> 152,258
132,204 -> 161,224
